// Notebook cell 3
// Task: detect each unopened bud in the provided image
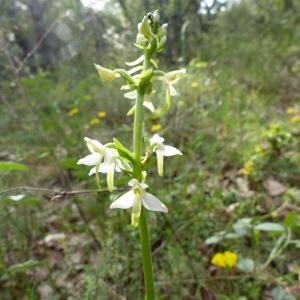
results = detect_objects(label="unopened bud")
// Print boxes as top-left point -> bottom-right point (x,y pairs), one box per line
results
138,16 -> 152,39
150,10 -> 160,33
94,64 -> 117,81
158,23 -> 168,39
136,33 -> 147,47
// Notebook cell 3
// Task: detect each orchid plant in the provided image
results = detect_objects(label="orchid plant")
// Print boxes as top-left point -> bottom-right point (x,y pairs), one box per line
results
78,11 -> 185,299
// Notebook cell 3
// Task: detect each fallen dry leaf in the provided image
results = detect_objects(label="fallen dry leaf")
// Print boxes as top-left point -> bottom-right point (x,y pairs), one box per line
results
263,177 -> 286,197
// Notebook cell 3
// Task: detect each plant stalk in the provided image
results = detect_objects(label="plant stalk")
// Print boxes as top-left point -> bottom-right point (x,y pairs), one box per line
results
133,73 -> 155,298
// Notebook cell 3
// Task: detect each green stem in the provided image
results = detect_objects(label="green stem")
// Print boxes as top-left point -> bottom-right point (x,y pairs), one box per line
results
133,65 -> 155,299
139,208 -> 155,300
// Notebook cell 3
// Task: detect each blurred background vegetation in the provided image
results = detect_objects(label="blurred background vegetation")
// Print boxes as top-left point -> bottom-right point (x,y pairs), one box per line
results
0,0 -> 300,299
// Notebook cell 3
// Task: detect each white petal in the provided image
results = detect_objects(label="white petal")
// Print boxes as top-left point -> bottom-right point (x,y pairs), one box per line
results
99,148 -> 119,173
165,68 -> 186,82
128,179 -> 148,190
84,137 -> 104,153
127,65 -> 143,75
142,192 -> 168,213
169,84 -> 178,96
99,161 -> 109,173
9,194 -> 25,201
110,190 -> 135,209
124,90 -> 137,99
143,99 -> 155,112
121,85 -> 130,90
150,134 -> 165,145
161,145 -> 182,156
128,179 -> 139,187
140,182 -> 148,190
125,55 -> 145,66
88,167 -> 96,176
77,153 -> 101,166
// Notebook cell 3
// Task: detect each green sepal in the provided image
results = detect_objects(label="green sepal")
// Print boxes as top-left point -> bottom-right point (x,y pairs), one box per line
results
150,59 -> 158,68
134,43 -> 145,50
115,69 -> 136,86
113,138 -> 136,165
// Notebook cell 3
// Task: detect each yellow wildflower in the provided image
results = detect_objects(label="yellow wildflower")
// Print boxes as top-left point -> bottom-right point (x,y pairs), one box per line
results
151,124 -> 162,132
255,146 -> 263,154
68,107 -> 79,117
211,253 -> 226,268
223,251 -> 238,268
98,111 -> 107,118
191,81 -> 199,88
291,115 -> 300,123
287,107 -> 296,114
241,160 -> 255,176
89,118 -> 100,126
211,251 -> 238,269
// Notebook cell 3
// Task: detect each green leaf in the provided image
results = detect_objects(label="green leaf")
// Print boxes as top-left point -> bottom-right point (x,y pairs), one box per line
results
205,231 -> 226,245
237,258 -> 254,273
113,138 -> 135,164
272,286 -> 295,300
2,260 -> 44,275
254,222 -> 285,232
0,161 -> 28,171
233,218 -> 252,237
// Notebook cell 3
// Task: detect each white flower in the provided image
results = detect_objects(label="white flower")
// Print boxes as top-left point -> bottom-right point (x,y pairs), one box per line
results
150,134 -> 182,176
110,179 -> 168,226
124,90 -> 155,113
161,68 -> 186,96
77,137 -> 121,192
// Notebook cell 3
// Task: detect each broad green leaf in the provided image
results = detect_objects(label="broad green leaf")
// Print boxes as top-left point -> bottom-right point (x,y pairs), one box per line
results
233,218 -> 252,237
237,258 -> 254,273
254,222 -> 285,232
205,231 -> 226,245
272,286 -> 295,300
0,161 -> 28,171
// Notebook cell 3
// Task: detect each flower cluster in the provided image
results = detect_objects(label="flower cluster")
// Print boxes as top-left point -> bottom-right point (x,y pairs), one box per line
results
78,11 -> 185,226
211,251 -> 238,269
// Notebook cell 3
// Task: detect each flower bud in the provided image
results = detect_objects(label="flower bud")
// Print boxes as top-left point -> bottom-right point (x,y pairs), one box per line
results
136,33 -> 147,47
158,23 -> 168,39
138,16 -> 152,39
150,10 -> 160,33
94,64 -> 117,81
157,35 -> 167,52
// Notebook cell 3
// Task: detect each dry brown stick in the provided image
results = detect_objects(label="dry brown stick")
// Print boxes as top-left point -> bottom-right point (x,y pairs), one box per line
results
0,186 -> 108,195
